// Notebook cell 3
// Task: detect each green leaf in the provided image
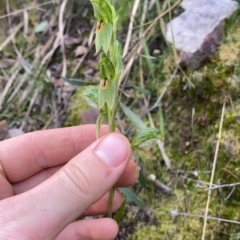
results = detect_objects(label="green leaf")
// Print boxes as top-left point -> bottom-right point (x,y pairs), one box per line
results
98,79 -> 117,110
81,89 -> 98,109
62,77 -> 98,86
114,198 -> 126,223
139,171 -> 151,191
99,52 -> 115,80
113,15 -> 119,32
159,106 -> 165,138
120,103 -> 146,129
119,188 -> 143,207
90,0 -> 115,23
96,112 -> 107,139
114,40 -> 123,73
131,127 -> 163,149
95,22 -> 113,53
133,85 -> 150,95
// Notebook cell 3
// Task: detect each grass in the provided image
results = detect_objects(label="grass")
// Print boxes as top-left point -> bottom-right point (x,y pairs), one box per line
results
1,0 -> 240,239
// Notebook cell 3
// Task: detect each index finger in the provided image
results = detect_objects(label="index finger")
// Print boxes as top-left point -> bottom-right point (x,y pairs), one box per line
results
0,125 -> 112,182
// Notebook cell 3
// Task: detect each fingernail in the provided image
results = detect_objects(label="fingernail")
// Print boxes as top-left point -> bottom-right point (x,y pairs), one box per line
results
94,134 -> 129,167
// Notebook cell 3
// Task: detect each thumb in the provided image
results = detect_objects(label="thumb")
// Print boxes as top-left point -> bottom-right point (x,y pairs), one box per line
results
5,133 -> 131,239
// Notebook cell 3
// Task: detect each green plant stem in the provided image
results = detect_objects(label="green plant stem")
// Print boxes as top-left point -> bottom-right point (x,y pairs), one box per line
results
108,186 -> 115,218
108,109 -> 116,217
108,110 -> 115,133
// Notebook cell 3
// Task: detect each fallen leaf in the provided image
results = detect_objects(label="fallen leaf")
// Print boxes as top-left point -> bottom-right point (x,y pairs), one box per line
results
35,20 -> 48,33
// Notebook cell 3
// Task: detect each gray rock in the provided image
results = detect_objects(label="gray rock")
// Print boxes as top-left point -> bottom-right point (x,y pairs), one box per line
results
166,0 -> 239,68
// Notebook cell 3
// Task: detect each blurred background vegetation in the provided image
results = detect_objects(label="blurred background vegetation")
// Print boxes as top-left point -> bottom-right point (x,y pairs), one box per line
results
1,0 -> 240,239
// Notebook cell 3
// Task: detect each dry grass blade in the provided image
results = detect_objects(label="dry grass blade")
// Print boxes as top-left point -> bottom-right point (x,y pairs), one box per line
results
58,0 -> 68,77
119,0 -> 181,86
138,0 -> 172,169
201,99 -> 226,240
172,212 -> 240,225
148,60 -> 180,113
0,22 -> 23,51
123,0 -> 141,58
0,1 -> 60,19
20,89 -> 39,130
0,65 -> 21,110
23,6 -> 29,37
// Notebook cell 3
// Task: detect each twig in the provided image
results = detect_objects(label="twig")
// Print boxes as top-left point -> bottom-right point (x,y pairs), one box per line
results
201,99 -> 226,240
138,0 -> 172,169
119,0 -> 181,86
0,65 -> 21,109
125,0 -> 181,63
23,6 -> 29,37
58,0 -> 68,77
206,182 -> 240,190
171,212 -> 240,225
0,1 -> 60,19
0,22 -> 23,51
41,34 -> 60,65
123,0 -> 140,58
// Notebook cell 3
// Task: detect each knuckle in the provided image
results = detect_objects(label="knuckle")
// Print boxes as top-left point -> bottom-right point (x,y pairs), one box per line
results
63,161 -> 92,198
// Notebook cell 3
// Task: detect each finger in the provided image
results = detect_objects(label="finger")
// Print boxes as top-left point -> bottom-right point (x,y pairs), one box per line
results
83,189 -> 122,217
0,173 -> 14,199
0,124 -> 113,182
55,218 -> 118,240
12,160 -> 138,195
0,161 -> 14,199
1,133 -> 131,239
117,160 -> 139,187
15,181 -> 123,217
12,165 -> 62,195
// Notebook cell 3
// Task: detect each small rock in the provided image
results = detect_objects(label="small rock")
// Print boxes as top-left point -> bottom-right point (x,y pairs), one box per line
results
166,0 -> 239,68
80,108 -> 99,124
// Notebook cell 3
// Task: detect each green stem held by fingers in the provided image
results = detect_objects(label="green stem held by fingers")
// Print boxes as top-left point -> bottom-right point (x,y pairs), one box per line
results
84,0 -> 163,219
89,0 -> 123,218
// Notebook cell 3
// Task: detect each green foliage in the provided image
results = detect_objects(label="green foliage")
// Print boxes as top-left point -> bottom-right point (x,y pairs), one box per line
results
87,0 -> 164,220
131,128 -> 163,150
111,40 -> 123,72
99,52 -> 115,80
120,102 -> 146,129
95,22 -> 113,53
114,198 -> 127,223
63,1 -> 240,238
63,77 -> 98,86
98,79 -> 117,110
90,0 -> 116,23
81,88 -> 98,108
119,188 -> 143,207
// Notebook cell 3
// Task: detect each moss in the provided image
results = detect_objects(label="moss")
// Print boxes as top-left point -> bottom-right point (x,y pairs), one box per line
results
64,86 -> 98,126
131,20 -> 240,239
62,9 -> 240,239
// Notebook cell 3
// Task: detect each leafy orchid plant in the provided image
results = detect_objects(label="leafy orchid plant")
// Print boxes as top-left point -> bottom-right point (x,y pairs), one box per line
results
79,0 -> 163,218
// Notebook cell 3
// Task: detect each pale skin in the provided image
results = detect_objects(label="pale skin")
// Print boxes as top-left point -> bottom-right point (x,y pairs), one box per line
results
0,124 -> 138,240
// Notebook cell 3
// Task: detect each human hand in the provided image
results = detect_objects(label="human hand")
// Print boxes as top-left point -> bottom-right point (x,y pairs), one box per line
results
0,125 -> 138,240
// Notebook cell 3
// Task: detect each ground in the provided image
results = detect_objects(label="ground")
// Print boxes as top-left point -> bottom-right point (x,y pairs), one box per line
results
1,1 -> 240,239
